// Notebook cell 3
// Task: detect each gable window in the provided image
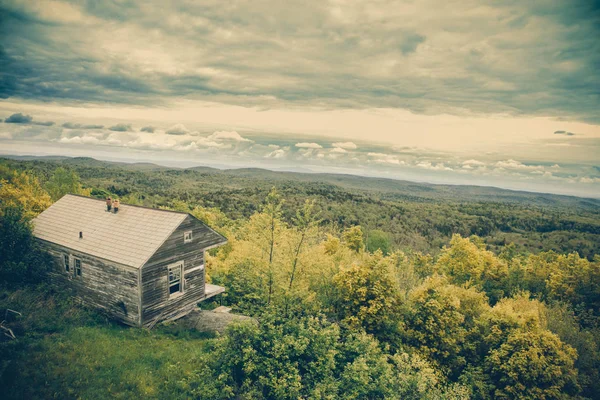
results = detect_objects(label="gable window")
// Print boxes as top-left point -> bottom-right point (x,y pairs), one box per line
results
64,254 -> 70,272
168,262 -> 184,297
184,231 -> 193,243
74,258 -> 82,277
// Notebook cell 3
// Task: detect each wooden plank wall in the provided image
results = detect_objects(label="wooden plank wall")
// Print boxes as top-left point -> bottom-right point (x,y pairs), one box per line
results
140,215 -> 210,326
39,240 -> 140,326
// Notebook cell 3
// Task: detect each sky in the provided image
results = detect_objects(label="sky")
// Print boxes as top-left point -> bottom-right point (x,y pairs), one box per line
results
1,0 -> 599,197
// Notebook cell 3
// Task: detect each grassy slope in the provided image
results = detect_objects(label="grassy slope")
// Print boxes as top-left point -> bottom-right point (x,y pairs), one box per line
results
0,286 -> 215,400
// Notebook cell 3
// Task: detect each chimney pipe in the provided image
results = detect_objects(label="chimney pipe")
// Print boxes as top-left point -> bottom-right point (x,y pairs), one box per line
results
79,231 -> 83,239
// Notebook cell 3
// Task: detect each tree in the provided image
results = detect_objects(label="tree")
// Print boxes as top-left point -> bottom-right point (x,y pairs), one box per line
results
0,206 -> 52,285
545,302 -> 600,399
343,225 -> 364,253
337,331 -> 396,400
217,259 -> 268,315
288,199 -> 320,291
485,329 -> 579,399
263,188 -> 283,304
366,230 -> 392,255
202,314 -> 340,400
521,251 -> 600,321
436,235 -> 509,303
0,168 -> 52,218
401,276 -> 489,378
332,252 -> 402,338
45,167 -> 90,201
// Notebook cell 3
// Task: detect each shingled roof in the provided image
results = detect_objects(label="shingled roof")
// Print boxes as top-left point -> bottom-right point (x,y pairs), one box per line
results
32,194 -> 226,268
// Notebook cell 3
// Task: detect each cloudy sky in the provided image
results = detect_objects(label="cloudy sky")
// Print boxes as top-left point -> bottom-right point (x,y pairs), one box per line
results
1,0 -> 599,197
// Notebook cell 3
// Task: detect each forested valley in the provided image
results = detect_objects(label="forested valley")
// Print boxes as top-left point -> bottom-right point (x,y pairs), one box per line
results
1,156 -> 599,399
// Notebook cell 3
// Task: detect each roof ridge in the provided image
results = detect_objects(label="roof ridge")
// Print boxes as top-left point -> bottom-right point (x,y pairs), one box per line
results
65,193 -> 190,215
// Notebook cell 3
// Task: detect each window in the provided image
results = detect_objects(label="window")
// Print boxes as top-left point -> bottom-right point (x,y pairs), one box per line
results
184,231 -> 193,243
64,254 -> 70,272
74,258 -> 82,277
168,262 -> 183,296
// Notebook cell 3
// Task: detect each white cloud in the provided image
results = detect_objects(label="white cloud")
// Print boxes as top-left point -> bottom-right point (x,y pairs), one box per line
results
166,123 -> 190,135
494,159 -> 558,172
462,159 -> 486,166
330,147 -> 348,153
265,146 -> 290,159
207,130 -> 251,142
295,142 -> 322,149
416,161 -> 453,171
332,141 -> 357,150
367,152 -> 404,165
580,177 -> 600,184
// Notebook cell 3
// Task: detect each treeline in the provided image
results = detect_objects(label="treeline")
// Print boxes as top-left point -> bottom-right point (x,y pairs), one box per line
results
1,157 -> 599,259
1,164 -> 600,399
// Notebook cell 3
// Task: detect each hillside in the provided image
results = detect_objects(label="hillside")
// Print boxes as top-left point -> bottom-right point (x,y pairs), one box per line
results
2,155 -> 599,258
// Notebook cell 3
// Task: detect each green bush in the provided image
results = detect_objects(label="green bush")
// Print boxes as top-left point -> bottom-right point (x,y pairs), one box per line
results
0,207 -> 52,286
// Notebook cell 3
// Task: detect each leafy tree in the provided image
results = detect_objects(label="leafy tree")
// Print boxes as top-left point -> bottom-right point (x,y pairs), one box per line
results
545,302 -> 600,399
436,235 -> 509,303
216,259 -> 268,315
484,329 -> 579,399
366,230 -> 391,255
343,225 -> 364,253
263,188 -> 283,304
323,233 -> 341,255
391,352 -> 472,400
520,251 -> 600,321
0,206 -> 52,285
337,331 -> 396,399
401,276 -> 489,378
0,168 -> 52,218
288,199 -> 320,290
331,252 -> 402,338
45,167 -> 90,201
202,314 -> 340,400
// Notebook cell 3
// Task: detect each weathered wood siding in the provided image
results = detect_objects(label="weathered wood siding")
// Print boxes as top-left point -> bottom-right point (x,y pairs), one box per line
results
140,215 -> 216,326
38,240 -> 140,326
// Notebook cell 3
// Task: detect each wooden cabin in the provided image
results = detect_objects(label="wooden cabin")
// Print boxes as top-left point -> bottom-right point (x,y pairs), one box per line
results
32,194 -> 227,327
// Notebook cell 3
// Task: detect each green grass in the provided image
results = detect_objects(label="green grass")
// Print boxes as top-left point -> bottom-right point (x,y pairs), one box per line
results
0,286 -> 216,400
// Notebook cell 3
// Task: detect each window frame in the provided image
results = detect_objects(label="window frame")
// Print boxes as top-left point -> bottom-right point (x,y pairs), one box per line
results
74,258 -> 82,277
64,254 -> 70,272
168,261 -> 184,298
183,230 -> 193,244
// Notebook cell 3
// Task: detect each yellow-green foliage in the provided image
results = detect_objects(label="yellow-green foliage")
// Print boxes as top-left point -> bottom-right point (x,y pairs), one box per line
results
45,167 -> 91,201
342,225 -> 364,253
525,252 -> 600,312
331,251 -> 402,334
485,329 -> 579,399
0,166 -> 52,218
436,235 -> 509,302
402,276 -> 489,376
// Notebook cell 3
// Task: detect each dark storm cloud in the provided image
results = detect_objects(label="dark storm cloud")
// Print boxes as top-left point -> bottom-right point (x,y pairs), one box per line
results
140,126 -> 155,133
63,122 -> 105,129
0,0 -> 599,123
108,123 -> 132,132
4,112 -> 53,126
5,113 -> 32,123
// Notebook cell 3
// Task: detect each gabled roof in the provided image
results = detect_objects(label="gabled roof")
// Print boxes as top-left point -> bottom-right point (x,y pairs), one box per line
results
32,194 -> 225,268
